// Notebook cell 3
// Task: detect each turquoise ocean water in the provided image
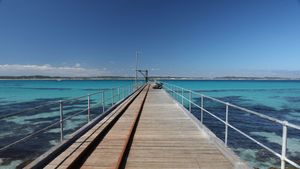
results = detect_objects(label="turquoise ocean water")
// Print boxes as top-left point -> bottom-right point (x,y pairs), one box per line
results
0,80 -> 300,168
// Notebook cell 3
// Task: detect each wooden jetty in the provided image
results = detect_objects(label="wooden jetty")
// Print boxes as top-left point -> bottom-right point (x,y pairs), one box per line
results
27,84 -> 248,169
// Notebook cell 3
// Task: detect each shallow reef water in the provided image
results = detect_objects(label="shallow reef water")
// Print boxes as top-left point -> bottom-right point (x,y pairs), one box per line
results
1,80 -> 300,169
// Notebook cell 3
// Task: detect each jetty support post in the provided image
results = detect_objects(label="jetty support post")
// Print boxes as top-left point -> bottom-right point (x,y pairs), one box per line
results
225,103 -> 229,146
59,100 -> 64,142
172,86 -> 174,97
176,87 -> 179,101
174,86 -> 176,99
281,121 -> 288,169
118,87 -> 120,101
102,91 -> 105,113
87,94 -> 91,122
181,88 -> 184,105
121,87 -> 123,99
112,88 -> 114,106
201,95 -> 204,124
189,91 -> 192,112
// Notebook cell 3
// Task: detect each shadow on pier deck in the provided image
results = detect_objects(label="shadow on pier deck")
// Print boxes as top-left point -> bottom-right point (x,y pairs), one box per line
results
27,84 -> 248,169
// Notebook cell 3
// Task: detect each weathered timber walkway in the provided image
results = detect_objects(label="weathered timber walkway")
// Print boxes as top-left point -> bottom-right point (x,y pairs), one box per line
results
125,87 -> 238,169
30,84 -> 248,169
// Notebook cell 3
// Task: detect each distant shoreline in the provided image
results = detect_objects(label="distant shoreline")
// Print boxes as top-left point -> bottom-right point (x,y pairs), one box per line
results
0,76 -> 299,80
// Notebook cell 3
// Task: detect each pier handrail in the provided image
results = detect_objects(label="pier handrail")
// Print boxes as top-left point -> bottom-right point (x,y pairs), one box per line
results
0,84 -> 135,120
0,82 -> 145,152
160,81 -> 300,169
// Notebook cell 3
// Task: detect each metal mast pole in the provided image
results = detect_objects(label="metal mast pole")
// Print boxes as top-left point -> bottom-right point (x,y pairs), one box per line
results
135,51 -> 138,89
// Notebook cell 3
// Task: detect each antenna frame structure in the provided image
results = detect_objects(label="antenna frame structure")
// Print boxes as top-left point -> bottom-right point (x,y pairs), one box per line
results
136,69 -> 148,82
135,51 -> 148,88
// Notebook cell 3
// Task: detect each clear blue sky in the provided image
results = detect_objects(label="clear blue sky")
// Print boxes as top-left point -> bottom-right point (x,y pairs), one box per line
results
0,0 -> 300,77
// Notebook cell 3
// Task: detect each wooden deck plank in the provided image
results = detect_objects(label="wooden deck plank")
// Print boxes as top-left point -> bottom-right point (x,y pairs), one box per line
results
81,86 -> 149,168
125,88 -> 234,169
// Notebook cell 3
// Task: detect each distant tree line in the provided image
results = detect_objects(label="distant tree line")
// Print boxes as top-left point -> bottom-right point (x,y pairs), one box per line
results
0,75 -> 298,80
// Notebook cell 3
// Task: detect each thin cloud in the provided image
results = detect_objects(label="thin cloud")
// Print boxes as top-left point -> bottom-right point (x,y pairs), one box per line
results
150,68 -> 160,71
197,69 -> 300,78
74,63 -> 81,68
0,64 -> 108,77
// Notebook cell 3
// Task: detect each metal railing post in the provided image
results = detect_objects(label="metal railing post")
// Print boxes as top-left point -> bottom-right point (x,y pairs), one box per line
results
177,87 -> 179,100
59,101 -> 64,142
123,87 -> 125,98
121,87 -> 123,99
176,87 -> 178,101
177,88 -> 179,101
87,94 -> 91,122
118,87 -> 120,101
181,88 -> 184,105
173,86 -> 176,99
201,95 -> 204,123
225,103 -> 229,146
102,91 -> 105,113
189,91 -> 192,112
281,121 -> 288,169
172,86 -> 174,97
124,87 -> 126,98
174,86 -> 176,98
112,88 -> 114,106
124,87 -> 126,97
